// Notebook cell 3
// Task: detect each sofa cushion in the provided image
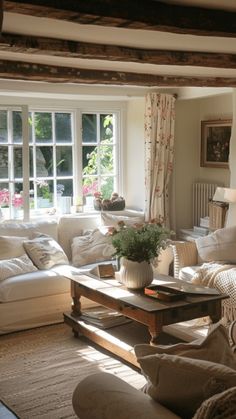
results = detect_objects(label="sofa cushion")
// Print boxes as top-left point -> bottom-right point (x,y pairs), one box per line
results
0,254 -> 38,282
72,228 -> 114,267
196,226 -> 236,263
0,221 -> 37,237
134,324 -> 236,370
0,265 -> 71,302
0,235 -> 28,260
138,353 -> 236,419
23,235 -> 69,269
101,212 -> 144,228
0,220 -> 58,240
58,214 -> 101,260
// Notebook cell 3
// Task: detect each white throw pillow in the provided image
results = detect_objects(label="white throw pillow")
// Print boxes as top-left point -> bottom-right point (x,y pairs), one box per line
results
0,254 -> 38,281
138,353 -> 236,419
23,235 -> 69,269
0,235 -> 28,260
72,228 -> 115,267
134,324 -> 236,370
101,212 -> 144,228
196,226 -> 236,263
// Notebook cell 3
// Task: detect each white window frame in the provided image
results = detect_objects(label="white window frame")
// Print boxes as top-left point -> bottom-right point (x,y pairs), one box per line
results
0,101 -> 126,220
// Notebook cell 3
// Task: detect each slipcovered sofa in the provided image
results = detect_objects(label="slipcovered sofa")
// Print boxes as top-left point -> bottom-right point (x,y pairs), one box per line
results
0,212 -> 111,334
72,323 -> 236,419
0,210 -> 175,335
171,226 -> 236,324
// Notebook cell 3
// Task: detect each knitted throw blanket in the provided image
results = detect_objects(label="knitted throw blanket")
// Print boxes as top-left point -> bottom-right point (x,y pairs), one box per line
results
192,262 -> 236,323
193,386 -> 236,419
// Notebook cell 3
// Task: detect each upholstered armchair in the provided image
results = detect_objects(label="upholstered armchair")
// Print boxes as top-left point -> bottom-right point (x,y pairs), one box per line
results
171,226 -> 236,323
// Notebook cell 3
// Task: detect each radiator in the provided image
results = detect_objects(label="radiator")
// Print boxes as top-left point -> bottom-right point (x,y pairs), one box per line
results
192,182 -> 218,226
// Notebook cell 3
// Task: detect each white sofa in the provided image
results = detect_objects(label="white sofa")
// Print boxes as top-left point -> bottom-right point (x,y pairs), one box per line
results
0,210 -> 175,335
0,214 -> 103,334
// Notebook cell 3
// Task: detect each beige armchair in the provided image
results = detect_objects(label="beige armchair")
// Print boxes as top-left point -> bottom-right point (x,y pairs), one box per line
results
171,240 -> 200,280
171,226 -> 236,324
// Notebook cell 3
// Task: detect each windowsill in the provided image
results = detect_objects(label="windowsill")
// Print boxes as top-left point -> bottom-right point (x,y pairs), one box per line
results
1,208 -> 144,223
58,208 -> 144,219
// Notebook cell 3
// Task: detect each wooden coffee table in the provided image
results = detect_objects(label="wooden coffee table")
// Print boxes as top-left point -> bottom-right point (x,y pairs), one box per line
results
63,272 -> 228,367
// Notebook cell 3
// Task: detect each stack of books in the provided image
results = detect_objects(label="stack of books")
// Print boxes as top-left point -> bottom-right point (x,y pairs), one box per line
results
178,228 -> 202,241
200,216 -> 210,228
193,225 -> 209,236
178,217 -> 210,241
80,306 -> 131,329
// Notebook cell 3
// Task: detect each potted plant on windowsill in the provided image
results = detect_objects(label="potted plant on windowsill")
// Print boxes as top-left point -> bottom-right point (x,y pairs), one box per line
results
111,220 -> 171,290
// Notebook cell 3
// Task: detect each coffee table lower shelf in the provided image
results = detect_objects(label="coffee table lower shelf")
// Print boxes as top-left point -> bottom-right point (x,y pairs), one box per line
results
64,312 -> 140,367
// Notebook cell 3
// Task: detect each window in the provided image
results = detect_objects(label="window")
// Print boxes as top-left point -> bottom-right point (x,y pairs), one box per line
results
82,113 -> 118,204
0,109 -> 24,220
0,106 -> 121,220
29,111 -> 73,213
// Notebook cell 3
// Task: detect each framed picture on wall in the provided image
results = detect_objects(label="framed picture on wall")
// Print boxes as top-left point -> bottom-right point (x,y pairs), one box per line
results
200,119 -> 232,168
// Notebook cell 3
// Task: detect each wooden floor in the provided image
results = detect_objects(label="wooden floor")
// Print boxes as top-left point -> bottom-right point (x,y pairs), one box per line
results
0,402 -> 18,419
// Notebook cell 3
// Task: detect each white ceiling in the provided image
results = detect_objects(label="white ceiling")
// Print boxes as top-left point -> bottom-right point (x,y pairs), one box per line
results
1,1 -> 236,99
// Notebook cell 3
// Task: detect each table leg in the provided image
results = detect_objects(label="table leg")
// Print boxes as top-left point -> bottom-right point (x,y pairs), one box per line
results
71,282 -> 82,315
209,300 -> 222,324
70,282 -> 82,337
148,317 -> 163,345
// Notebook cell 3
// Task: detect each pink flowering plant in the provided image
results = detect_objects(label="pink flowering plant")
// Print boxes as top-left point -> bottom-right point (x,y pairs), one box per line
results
82,181 -> 98,196
12,193 -> 23,208
0,188 -> 23,208
0,188 -> 10,207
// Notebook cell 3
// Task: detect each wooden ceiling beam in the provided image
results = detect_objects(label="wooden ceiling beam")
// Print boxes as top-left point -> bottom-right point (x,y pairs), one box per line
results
0,0 -> 3,34
0,59 -> 236,87
1,33 -> 236,70
4,0 -> 236,37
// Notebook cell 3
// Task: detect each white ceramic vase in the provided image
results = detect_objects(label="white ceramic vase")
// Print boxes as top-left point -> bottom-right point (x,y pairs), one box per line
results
119,258 -> 153,290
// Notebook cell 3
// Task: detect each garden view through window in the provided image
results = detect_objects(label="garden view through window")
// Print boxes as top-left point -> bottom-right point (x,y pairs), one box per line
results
0,107 -> 119,220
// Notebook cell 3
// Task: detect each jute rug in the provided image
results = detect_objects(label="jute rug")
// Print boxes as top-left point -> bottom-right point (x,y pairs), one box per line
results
0,323 -> 147,419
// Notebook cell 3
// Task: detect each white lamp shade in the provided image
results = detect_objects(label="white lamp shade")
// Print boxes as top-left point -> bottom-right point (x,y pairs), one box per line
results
213,187 -> 236,203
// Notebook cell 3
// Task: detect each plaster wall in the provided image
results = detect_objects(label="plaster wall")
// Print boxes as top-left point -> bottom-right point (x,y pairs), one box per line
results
174,100 -> 200,231
227,89 -> 236,226
174,93 -> 232,233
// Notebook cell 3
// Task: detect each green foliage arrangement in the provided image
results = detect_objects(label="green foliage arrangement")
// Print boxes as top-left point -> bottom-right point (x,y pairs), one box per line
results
111,221 -> 171,263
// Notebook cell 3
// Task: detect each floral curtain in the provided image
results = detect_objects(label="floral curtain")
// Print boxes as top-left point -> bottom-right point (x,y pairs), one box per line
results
144,93 -> 176,226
